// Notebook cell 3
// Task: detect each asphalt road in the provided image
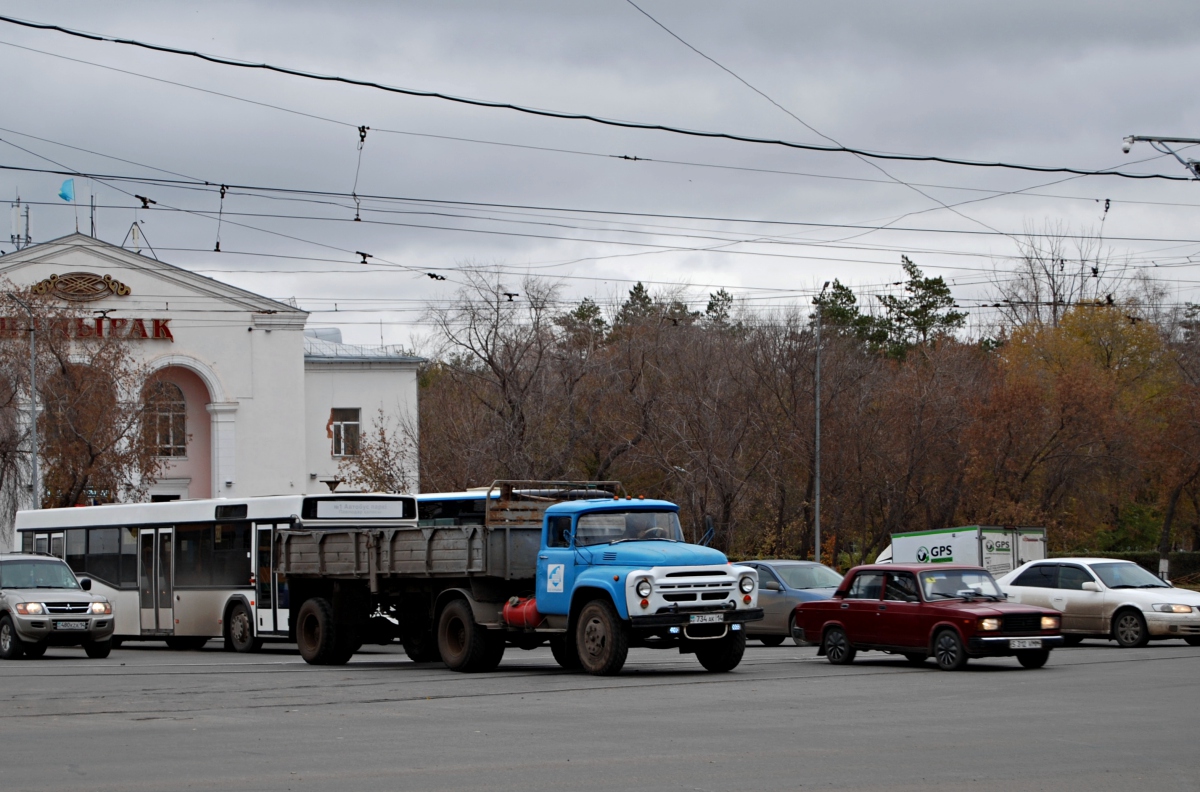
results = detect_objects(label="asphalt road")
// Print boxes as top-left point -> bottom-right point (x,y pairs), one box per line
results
0,637 -> 1195,792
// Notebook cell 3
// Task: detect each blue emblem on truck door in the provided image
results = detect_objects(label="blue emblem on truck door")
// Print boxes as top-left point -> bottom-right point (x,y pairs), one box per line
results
547,563 -> 565,593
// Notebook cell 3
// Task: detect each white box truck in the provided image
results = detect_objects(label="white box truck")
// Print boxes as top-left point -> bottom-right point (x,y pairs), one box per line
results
878,526 -> 1047,576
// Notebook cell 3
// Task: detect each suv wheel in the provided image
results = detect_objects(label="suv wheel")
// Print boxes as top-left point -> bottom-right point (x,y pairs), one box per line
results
84,639 -> 112,659
0,615 -> 25,660
933,629 -> 968,671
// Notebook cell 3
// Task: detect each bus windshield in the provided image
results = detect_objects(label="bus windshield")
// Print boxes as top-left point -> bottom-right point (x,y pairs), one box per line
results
575,511 -> 684,546
0,560 -> 81,590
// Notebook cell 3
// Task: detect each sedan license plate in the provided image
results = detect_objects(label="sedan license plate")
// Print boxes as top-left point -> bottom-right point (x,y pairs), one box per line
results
1009,638 -> 1042,649
54,621 -> 87,631
689,613 -> 723,625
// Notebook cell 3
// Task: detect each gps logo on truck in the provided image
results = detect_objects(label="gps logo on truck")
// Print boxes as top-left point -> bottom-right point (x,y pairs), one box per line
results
985,539 -> 1011,552
918,545 -> 954,563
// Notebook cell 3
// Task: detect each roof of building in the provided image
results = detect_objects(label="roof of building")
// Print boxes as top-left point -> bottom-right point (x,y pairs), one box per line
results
303,336 -> 424,364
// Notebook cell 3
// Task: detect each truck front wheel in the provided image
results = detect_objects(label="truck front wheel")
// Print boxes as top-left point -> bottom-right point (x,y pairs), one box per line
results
575,599 -> 629,676
549,633 -> 581,670
437,598 -> 504,672
296,597 -> 342,665
696,630 -> 746,672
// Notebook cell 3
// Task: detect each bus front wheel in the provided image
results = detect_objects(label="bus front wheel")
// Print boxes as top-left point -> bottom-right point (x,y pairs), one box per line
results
225,603 -> 263,653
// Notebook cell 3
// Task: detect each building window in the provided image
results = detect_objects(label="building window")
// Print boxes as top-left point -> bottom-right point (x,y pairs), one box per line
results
145,381 -> 187,457
329,408 -> 360,457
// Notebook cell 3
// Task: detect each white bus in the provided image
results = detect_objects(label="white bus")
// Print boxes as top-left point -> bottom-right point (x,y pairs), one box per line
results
14,494 -> 417,651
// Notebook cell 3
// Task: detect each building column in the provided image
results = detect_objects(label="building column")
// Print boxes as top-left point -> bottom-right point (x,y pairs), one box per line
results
206,402 -> 238,497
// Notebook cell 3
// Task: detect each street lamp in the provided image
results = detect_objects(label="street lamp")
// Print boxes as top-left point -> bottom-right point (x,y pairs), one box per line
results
1123,135 -> 1200,179
814,281 -> 830,563
6,293 -> 38,509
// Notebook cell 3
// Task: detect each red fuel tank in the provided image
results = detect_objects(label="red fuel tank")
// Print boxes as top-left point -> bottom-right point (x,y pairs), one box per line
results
503,596 -> 543,629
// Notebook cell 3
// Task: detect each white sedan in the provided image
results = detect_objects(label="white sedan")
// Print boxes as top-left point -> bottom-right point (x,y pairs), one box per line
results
996,558 -> 1200,648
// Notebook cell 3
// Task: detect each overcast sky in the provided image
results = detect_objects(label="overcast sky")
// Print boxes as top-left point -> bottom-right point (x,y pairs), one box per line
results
0,1 -> 1197,345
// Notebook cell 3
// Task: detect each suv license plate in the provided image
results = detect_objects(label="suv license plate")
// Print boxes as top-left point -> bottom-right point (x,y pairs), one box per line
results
1009,638 -> 1042,649
689,614 -> 723,625
54,621 -> 87,631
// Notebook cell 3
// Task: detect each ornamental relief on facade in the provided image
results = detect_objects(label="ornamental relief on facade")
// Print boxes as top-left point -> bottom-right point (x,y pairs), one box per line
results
31,272 -> 131,302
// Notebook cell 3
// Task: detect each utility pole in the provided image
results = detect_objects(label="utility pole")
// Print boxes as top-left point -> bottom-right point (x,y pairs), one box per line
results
1123,135 -> 1200,179
10,194 -> 30,250
814,281 -> 830,564
6,294 -> 38,509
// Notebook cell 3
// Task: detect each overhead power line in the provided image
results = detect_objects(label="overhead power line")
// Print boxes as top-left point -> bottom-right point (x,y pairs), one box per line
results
0,13 -> 1188,182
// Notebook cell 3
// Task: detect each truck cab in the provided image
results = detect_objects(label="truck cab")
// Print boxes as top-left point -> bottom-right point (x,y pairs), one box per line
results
524,497 -> 763,674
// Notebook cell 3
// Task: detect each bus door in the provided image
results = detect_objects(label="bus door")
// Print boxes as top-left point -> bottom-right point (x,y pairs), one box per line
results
138,527 -> 174,634
33,532 -> 65,558
255,524 -> 290,635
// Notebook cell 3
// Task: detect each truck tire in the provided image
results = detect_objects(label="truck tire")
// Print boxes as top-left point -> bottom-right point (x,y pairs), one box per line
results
296,597 -> 341,665
0,615 -> 25,660
696,630 -> 747,672
402,631 -> 440,663
437,598 -> 496,672
83,639 -> 112,659
575,599 -> 629,676
225,603 -> 263,653
549,633 -> 581,670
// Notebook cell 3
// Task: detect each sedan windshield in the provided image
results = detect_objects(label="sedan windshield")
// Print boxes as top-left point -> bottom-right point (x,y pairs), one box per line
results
775,564 -> 843,590
575,511 -> 684,546
0,560 -> 81,590
1090,562 -> 1169,589
919,569 -> 1003,600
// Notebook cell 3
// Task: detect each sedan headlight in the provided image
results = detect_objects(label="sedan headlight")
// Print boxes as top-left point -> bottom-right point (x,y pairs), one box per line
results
739,575 -> 755,594
90,601 -> 112,614
15,602 -> 43,615
635,579 -> 652,598
979,618 -> 1001,631
1041,615 -> 1060,631
1152,603 -> 1194,614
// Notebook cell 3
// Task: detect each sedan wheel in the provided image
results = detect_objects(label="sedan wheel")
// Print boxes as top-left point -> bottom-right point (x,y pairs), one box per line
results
1113,610 -> 1150,648
934,629 -> 968,671
823,627 -> 856,665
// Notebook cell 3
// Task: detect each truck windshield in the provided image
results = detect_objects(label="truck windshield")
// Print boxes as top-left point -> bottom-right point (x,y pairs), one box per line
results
919,569 -> 1002,600
0,560 -> 81,590
575,511 -> 684,546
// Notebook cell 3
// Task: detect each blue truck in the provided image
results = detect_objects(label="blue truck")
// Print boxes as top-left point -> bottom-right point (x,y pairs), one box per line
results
278,481 -> 763,675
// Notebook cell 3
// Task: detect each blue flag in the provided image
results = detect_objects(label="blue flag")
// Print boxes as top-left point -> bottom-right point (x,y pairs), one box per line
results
58,179 -> 74,202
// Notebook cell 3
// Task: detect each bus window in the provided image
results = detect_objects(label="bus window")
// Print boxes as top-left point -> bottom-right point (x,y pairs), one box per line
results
66,529 -> 86,573
88,527 -> 121,584
49,533 -> 64,559
20,532 -> 32,554
34,534 -> 48,554
213,523 -> 251,587
175,523 -> 214,586
120,527 -> 138,587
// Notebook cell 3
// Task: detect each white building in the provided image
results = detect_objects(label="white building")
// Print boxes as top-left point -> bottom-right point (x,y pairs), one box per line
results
0,233 -> 419,534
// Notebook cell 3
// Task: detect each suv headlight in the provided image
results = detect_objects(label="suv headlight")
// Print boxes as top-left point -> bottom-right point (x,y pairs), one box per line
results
15,602 -> 43,615
91,601 -> 112,614
1152,603 -> 1193,614
739,575 -> 755,594
979,618 -> 1001,631
635,579 -> 652,598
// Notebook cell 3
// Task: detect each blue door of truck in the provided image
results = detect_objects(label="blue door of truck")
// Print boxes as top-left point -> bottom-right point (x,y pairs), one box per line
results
536,516 -> 576,615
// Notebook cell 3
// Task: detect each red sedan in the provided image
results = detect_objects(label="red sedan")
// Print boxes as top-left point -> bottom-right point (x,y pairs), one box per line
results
792,564 -> 1064,670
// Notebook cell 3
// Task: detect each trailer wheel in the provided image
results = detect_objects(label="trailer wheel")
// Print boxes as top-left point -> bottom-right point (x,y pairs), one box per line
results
296,597 -> 340,665
437,598 -> 497,672
696,630 -> 747,672
575,599 -> 629,676
402,631 -> 440,663
549,633 -> 581,670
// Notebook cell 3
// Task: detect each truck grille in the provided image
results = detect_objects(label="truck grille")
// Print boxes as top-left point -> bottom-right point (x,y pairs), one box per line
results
45,603 -> 90,614
1002,614 -> 1042,633
664,593 -> 697,602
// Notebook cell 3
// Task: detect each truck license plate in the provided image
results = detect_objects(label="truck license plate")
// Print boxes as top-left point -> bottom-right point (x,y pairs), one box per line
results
1009,639 -> 1042,649
54,621 -> 87,631
689,614 -> 723,624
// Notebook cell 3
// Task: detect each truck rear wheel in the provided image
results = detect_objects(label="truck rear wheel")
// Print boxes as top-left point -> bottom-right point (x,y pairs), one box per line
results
696,630 -> 747,672
575,599 -> 628,676
296,597 -> 341,665
437,598 -> 501,672
402,631 -> 440,663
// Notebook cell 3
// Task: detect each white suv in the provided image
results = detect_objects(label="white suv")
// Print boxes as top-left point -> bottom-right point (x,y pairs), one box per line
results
0,553 -> 115,659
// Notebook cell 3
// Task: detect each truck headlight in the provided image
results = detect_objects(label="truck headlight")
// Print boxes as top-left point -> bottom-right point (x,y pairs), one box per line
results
91,602 -> 112,614
635,579 -> 652,598
979,618 -> 1000,631
1152,603 -> 1193,614
1040,615 -> 1060,630
739,576 -> 755,594
15,602 -> 43,615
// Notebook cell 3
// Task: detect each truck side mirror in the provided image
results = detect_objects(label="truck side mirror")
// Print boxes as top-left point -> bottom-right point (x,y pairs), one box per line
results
1081,582 -> 1100,592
